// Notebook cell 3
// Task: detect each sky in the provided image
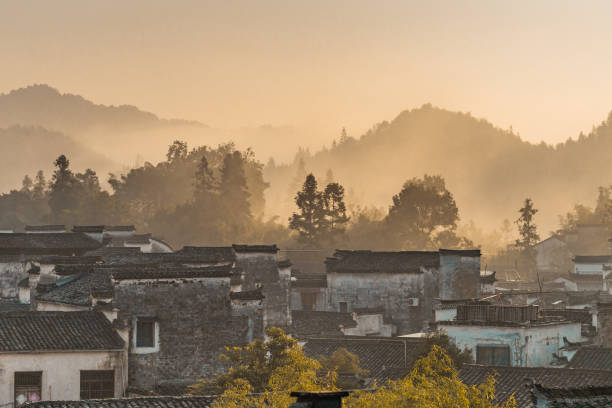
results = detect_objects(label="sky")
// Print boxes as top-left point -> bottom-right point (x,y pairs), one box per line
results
1,0 -> 612,147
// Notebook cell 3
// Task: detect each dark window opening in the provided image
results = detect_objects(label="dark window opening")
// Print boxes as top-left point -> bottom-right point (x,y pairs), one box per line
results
80,370 -> 114,399
136,318 -> 155,347
15,371 -> 42,406
476,345 -> 510,366
339,302 -> 348,313
301,292 -> 317,311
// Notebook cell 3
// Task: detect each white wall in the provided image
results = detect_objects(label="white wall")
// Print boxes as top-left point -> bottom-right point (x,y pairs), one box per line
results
0,350 -> 127,405
441,322 -> 582,367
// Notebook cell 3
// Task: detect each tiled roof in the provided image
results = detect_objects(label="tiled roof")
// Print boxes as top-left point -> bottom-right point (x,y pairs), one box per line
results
39,255 -> 103,265
291,311 -> 357,337
72,225 -> 105,233
37,271 -> 113,306
277,259 -> 292,268
0,300 -> 30,312
567,347 -> 612,371
459,365 -> 612,408
573,255 -> 611,264
24,225 -> 66,232
439,249 -> 481,257
531,383 -> 612,408
175,246 -> 236,263
104,225 -> 136,232
292,272 -> 327,288
232,244 -> 279,253
110,264 -> 234,280
25,396 -> 216,408
0,311 -> 124,352
230,288 -> 265,300
326,250 -> 440,274
0,233 -> 102,251
303,337 -> 422,382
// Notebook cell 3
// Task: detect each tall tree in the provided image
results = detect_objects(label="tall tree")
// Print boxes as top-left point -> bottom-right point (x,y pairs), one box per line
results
385,175 -> 461,250
515,198 -> 540,277
219,151 -> 252,240
289,174 -> 325,247
323,182 -> 350,238
48,154 -> 78,219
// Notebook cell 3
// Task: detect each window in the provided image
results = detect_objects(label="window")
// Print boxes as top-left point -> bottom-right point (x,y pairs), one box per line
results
136,317 -> 155,347
80,370 -> 114,399
133,316 -> 159,353
476,345 -> 510,366
339,302 -> 348,313
14,372 -> 42,407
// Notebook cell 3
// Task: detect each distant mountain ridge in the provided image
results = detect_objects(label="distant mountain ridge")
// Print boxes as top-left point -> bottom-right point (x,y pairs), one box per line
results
265,104 -> 612,233
0,84 -> 204,135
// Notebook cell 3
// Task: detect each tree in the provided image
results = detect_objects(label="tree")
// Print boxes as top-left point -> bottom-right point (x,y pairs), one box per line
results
289,174 -> 325,247
322,182 -> 350,239
515,198 -> 539,276
48,154 -> 79,219
406,331 -> 472,369
189,327 -> 336,405
219,151 -> 252,240
385,175 -> 462,250
345,346 -> 515,408
166,140 -> 188,162
318,348 -> 367,390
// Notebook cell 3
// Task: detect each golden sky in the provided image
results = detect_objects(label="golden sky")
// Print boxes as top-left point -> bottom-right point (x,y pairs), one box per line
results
1,0 -> 612,146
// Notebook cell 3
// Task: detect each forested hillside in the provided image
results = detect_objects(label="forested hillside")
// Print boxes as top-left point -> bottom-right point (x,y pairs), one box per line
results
265,105 -> 612,232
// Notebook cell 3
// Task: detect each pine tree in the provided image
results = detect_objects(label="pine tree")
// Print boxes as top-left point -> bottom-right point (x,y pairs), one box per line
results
289,174 -> 325,247
323,182 -> 349,237
515,198 -> 540,276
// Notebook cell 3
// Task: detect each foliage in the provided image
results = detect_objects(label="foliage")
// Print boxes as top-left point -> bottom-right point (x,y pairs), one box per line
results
190,327 -> 337,408
318,347 -> 368,390
289,174 -> 350,247
345,346 -> 515,408
384,175 -> 472,250
515,198 -> 539,276
406,331 -> 472,370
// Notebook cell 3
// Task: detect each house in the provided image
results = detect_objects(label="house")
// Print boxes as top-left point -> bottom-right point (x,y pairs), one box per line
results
0,311 -> 127,406
290,271 -> 327,312
535,235 -> 568,274
109,263 -> 264,393
459,364 -> 612,408
325,249 -> 481,334
439,304 -> 583,367
530,383 -> 612,408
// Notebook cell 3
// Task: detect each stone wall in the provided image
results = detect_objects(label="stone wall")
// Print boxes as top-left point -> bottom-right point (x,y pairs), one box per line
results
439,253 -> 481,300
113,277 -> 262,393
327,268 -> 438,335
597,302 -> 612,347
235,252 -> 291,328
0,261 -> 27,299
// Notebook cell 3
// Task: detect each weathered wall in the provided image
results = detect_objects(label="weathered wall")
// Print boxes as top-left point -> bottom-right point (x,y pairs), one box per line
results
114,277 -> 259,392
0,350 -> 127,405
597,303 -> 612,347
441,322 -> 581,367
343,313 -> 393,337
290,288 -> 326,311
235,252 -> 291,328
0,261 -> 27,299
327,269 -> 437,334
439,254 -> 480,300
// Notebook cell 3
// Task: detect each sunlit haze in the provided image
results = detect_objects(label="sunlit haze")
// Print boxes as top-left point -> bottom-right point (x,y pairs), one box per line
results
2,0 -> 612,147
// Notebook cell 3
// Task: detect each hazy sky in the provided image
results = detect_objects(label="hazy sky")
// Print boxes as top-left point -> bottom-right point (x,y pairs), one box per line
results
2,0 -> 612,146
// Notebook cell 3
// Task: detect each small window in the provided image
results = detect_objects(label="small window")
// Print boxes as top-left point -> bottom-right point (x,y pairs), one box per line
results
477,345 -> 510,366
339,302 -> 348,313
14,371 -> 42,406
80,370 -> 114,399
136,318 -> 155,347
